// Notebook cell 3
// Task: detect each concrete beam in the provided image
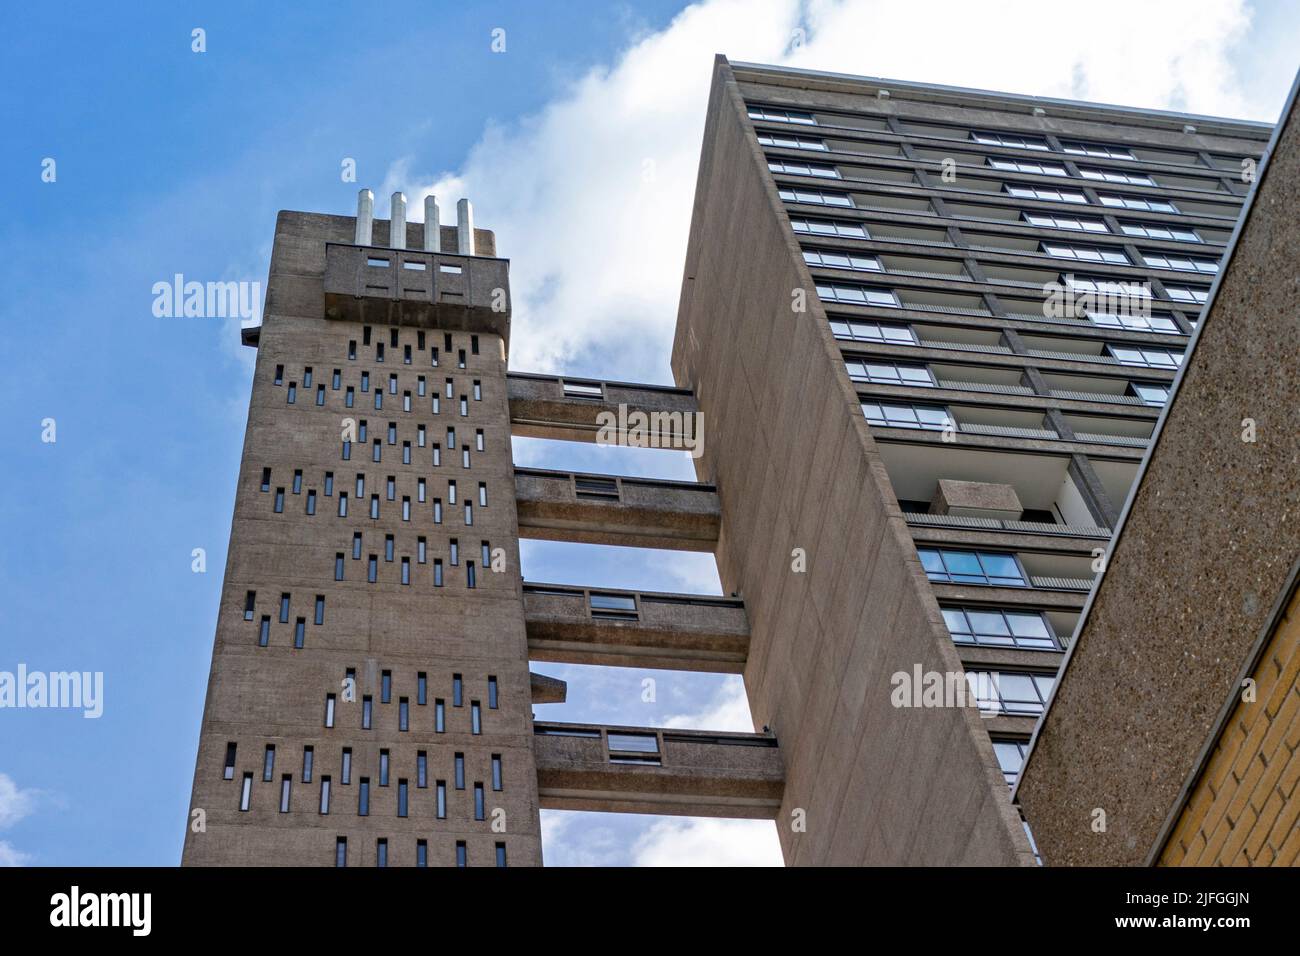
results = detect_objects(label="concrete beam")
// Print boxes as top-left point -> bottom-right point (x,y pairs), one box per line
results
514,468 -> 720,551
507,372 -> 699,445
523,583 -> 749,672
533,722 -> 783,818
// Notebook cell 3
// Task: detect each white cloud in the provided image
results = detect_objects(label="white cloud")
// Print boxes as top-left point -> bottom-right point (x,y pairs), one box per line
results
0,773 -> 39,867
0,842 -> 32,868
632,817 -> 783,866
382,0 -> 1277,383
0,774 -> 37,830
662,676 -> 754,731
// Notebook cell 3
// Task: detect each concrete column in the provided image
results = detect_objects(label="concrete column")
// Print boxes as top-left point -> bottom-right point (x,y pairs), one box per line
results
1068,454 -> 1120,528
424,195 -> 441,252
389,192 -> 407,249
457,199 -> 476,255
354,188 -> 374,245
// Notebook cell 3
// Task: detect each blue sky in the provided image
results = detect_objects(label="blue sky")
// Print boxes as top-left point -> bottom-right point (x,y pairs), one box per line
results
1,0 -> 1295,866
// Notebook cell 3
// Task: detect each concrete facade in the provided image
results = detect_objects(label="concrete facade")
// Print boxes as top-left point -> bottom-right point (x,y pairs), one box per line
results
1016,77 -> 1299,866
669,57 -> 1269,865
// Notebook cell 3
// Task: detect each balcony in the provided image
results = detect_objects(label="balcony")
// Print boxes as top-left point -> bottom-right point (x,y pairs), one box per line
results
532,722 -> 783,818
523,583 -> 749,672
507,372 -> 698,445
322,242 -> 511,338
515,468 -> 720,551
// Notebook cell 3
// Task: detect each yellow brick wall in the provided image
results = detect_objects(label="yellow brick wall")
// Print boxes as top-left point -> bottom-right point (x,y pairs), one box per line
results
1160,586 -> 1300,866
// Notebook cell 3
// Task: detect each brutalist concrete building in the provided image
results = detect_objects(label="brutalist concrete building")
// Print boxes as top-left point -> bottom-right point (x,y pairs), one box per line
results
185,56 -> 1279,866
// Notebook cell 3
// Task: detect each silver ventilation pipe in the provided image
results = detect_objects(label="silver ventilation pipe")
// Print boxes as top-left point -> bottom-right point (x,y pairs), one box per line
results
424,195 -> 441,252
456,198 -> 475,256
389,192 -> 407,249
354,188 -> 374,245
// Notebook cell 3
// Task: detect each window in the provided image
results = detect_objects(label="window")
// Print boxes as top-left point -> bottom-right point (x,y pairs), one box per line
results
238,772 -> 253,811
404,345 -> 412,365
458,349 -> 466,369
456,842 -> 467,868
403,442 -> 411,465
471,335 -> 479,355
1130,382 -> 1171,406
352,532 -> 362,559
1120,221 -> 1200,242
1142,252 -> 1219,274
1061,140 -> 1134,160
1004,183 -> 1087,204
260,468 -> 271,492
286,382 -> 296,403
496,843 -> 507,868
305,490 -> 317,514
1164,284 -> 1210,304
1078,166 -> 1154,186
341,440 -> 351,460
941,606 -> 1058,650
757,132 -> 828,151
844,360 -> 934,386
450,539 -> 459,566
1041,242 -> 1128,264
358,778 -> 370,816
416,840 -> 428,867
417,752 -> 428,788
1098,193 -> 1178,213
966,671 -> 1056,715
279,775 -> 291,812
432,444 -> 442,468
303,367 -> 313,387
481,541 -> 491,568
455,753 -> 465,790
376,839 -> 388,868
589,592 -> 637,618
278,593 -> 290,623
243,590 -> 257,621
315,385 -> 325,406
399,697 -> 410,731
375,342 -> 384,362
324,472 -> 333,496
988,157 -> 1067,176
971,131 -> 1049,151
492,754 -> 503,791
1023,212 -> 1108,233
466,560 -> 476,587
748,105 -> 816,124
452,674 -> 463,707
1107,344 -> 1183,368
488,676 -> 498,710
777,186 -> 853,207
319,775 -> 332,814
435,699 -> 446,733
790,217 -> 868,238
861,401 -> 950,430
258,615 -> 270,646
302,746 -> 314,783
223,742 -> 237,780
474,783 -> 485,820
362,695 -> 373,729
436,782 -> 447,819
1063,274 -> 1152,298
398,779 -> 409,817
476,429 -> 484,452
273,364 -> 284,386
802,248 -> 882,272
828,319 -> 915,343
472,380 -> 481,401
815,282 -> 899,307
478,482 -> 488,507
401,556 -> 410,585
462,445 -> 470,468
341,748 -> 352,785
294,618 -> 305,649
338,493 -> 348,518
768,158 -> 839,178
917,548 -> 1027,587
433,559 -> 443,587
324,694 -> 336,728
372,439 -> 381,462
1086,309 -> 1180,335
471,701 -> 482,734
992,739 -> 1030,786
273,488 -> 284,513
